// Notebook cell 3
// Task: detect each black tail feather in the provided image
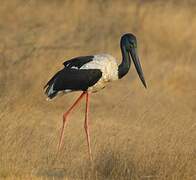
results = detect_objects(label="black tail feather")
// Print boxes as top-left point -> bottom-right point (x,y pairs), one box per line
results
44,71 -> 62,99
44,82 -> 57,99
44,70 -> 61,89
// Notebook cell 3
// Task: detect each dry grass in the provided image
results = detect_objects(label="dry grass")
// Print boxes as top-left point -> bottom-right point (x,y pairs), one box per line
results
0,0 -> 196,179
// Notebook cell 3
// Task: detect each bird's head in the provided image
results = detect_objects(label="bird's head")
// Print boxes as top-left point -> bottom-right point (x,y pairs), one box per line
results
121,33 -> 147,88
121,33 -> 137,50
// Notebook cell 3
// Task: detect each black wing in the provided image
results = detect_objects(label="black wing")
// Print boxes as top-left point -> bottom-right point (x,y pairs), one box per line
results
44,68 -> 102,99
63,56 -> 94,69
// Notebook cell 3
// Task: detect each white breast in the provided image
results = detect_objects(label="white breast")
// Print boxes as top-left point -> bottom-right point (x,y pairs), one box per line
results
80,54 -> 119,92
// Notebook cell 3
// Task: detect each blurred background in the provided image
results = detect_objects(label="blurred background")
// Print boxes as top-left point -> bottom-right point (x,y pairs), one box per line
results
0,0 -> 195,179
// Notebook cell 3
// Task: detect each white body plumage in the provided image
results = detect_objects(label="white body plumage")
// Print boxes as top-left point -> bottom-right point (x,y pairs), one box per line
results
45,54 -> 119,100
80,54 -> 119,92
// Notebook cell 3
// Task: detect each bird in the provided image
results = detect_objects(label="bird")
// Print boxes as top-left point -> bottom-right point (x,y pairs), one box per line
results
44,33 -> 147,161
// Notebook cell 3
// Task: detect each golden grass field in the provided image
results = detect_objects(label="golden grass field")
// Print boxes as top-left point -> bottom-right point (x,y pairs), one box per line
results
0,0 -> 196,179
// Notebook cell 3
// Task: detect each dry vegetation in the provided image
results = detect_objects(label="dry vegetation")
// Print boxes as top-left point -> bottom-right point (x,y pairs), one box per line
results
0,0 -> 196,179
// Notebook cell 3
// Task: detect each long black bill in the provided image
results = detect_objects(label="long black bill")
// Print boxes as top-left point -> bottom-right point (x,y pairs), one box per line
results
130,48 -> 147,88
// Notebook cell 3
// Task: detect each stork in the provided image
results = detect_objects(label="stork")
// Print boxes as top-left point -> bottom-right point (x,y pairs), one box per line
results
44,33 -> 147,161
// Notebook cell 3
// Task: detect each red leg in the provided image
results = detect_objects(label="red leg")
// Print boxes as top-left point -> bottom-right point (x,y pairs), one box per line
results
84,92 -> 92,161
57,92 -> 86,152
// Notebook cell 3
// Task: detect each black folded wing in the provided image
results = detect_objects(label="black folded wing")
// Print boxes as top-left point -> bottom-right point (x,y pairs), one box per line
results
63,56 -> 94,69
44,68 -> 102,99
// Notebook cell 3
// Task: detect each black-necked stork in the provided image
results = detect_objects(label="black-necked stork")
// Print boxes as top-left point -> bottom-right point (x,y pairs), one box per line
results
44,33 -> 147,161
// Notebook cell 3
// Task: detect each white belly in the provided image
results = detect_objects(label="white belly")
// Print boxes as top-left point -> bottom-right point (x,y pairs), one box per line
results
80,54 -> 118,92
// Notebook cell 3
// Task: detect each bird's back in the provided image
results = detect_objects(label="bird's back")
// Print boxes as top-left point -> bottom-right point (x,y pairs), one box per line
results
80,54 -> 118,92
81,54 -> 118,81
44,54 -> 118,99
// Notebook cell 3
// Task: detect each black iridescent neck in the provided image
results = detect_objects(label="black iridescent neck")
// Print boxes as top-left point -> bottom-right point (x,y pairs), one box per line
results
118,43 -> 131,79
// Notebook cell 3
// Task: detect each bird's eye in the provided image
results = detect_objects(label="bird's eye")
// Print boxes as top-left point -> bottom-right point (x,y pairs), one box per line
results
130,42 -> 137,48
130,44 -> 134,48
